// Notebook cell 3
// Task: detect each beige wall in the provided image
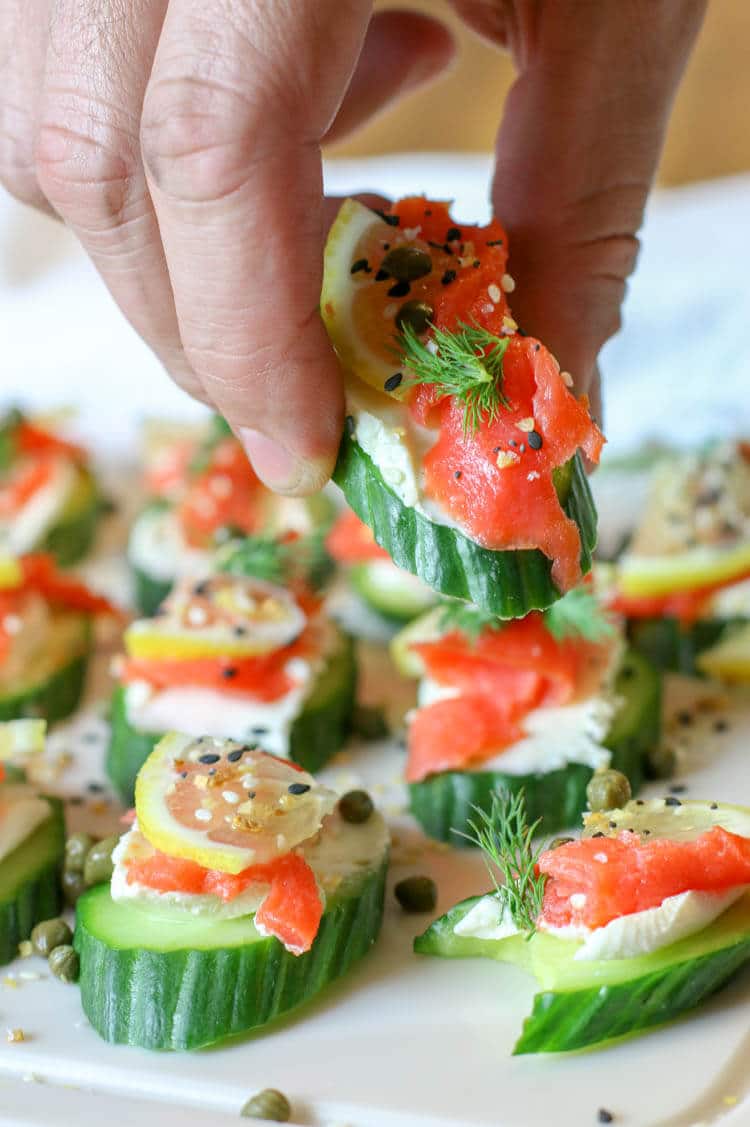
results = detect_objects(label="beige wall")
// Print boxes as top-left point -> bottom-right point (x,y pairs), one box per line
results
326,0 -> 750,187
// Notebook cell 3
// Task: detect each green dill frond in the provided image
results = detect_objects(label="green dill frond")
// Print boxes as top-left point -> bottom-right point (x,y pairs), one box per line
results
437,601 -> 504,643
400,320 -> 510,435
461,789 -> 547,937
216,536 -> 291,585
544,587 -> 617,643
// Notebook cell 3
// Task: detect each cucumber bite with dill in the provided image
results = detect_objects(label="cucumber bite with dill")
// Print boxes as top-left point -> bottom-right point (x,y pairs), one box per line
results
107,568 -> 355,804
393,588 -> 661,840
76,733 -> 389,1050
416,788 -> 750,1054
322,198 -> 601,617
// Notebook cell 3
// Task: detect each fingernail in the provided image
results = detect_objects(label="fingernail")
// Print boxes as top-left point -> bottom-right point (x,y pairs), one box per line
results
239,429 -> 328,495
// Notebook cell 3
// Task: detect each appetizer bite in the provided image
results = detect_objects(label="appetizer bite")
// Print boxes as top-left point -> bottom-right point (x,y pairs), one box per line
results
326,508 -> 436,624
416,789 -> 750,1054
107,569 -> 356,804
0,407 -> 100,566
392,589 -> 661,839
0,721 -> 65,964
613,440 -> 750,675
322,198 -> 602,617
0,553 -> 117,723
76,734 -> 389,1050
129,415 -> 333,614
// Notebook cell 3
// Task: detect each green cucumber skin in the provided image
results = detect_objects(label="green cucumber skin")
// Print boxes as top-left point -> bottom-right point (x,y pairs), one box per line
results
75,860 -> 387,1050
0,799 -> 65,965
628,615 -> 745,676
131,565 -> 173,616
349,562 -> 436,625
408,649 -> 661,841
39,469 -> 100,568
0,651 -> 90,725
106,634 -> 357,805
513,938 -> 750,1054
333,434 -> 597,618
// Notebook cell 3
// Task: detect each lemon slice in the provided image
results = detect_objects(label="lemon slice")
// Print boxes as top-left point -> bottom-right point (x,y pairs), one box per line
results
696,623 -> 750,682
583,798 -> 750,842
390,606 -> 447,678
125,574 -> 306,660
0,556 -> 23,590
136,732 -> 337,874
321,199 -> 407,395
0,720 -> 46,760
618,542 -> 750,599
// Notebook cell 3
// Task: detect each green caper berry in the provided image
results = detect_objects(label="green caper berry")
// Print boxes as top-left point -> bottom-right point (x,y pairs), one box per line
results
586,769 -> 632,813
547,836 -> 575,851
62,869 -> 87,906
241,1089 -> 291,1122
380,245 -> 433,282
352,704 -> 389,742
48,944 -> 79,984
645,744 -> 677,781
83,834 -> 120,887
395,300 -> 434,335
394,875 -> 437,913
30,918 -> 72,957
64,832 -> 95,874
338,789 -> 374,825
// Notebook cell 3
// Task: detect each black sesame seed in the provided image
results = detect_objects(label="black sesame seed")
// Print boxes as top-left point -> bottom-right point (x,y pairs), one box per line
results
669,783 -> 688,794
252,726 -> 269,736
221,666 -> 239,679
350,257 -> 369,275
714,719 -> 729,733
387,280 -> 410,298
676,710 -> 693,727
635,799 -> 644,805
527,430 -> 543,451
454,470 -> 462,480
486,239 -> 504,247
516,327 -> 527,336
198,753 -> 221,765
227,749 -> 244,763
642,829 -> 651,835
233,625 -> 247,636
710,802 -> 718,810
288,783 -> 311,796
441,269 -> 456,286
664,796 -> 682,807
374,268 -> 390,282
208,768 -> 216,776
509,439 -> 517,447
384,372 -> 403,393
519,443 -> 526,453
446,227 -> 461,242
247,791 -> 256,799
472,259 -> 480,268
608,821 -> 617,829
493,446 -> 501,454
424,209 -> 432,216
86,782 -> 105,794
345,415 -> 355,436
534,343 -> 541,352
598,1109 -> 614,1124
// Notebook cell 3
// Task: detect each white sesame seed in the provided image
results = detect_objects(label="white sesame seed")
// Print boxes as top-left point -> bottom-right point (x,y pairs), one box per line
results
194,808 -> 212,822
187,606 -> 208,626
517,417 -> 535,432
570,893 -> 587,909
501,273 -> 516,293
496,450 -> 519,469
594,853 -> 609,864
487,283 -> 502,304
561,370 -> 574,387
426,338 -> 439,355
222,790 -> 240,805
527,471 -> 541,482
240,774 -> 257,789
402,226 -> 422,240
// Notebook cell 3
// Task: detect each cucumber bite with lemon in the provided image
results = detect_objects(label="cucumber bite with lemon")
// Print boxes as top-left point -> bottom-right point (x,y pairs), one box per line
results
76,734 -> 389,1050
107,570 -> 355,804
326,508 -> 436,624
394,589 -> 660,840
129,415 -> 334,614
322,198 -> 602,617
612,440 -> 750,676
0,407 -> 101,567
0,721 -> 64,964
0,554 -> 117,723
417,789 -> 750,1054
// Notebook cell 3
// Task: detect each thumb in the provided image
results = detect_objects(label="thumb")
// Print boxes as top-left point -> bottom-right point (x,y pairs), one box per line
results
491,1 -> 706,395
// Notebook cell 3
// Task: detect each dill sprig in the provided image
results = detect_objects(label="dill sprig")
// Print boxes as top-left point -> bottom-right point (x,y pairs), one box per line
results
400,320 -> 510,435
216,535 -> 291,585
543,587 -> 616,644
437,601 -> 504,643
461,789 -> 547,937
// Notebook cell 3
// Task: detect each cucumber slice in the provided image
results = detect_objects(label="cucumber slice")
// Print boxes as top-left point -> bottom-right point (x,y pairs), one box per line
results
627,615 -> 743,675
132,565 -> 174,617
408,649 -> 661,841
333,433 -> 597,618
0,614 -> 92,724
696,621 -> 750,683
620,542 -> 750,599
39,466 -> 100,567
349,561 -> 437,624
106,630 -> 356,805
75,818 -> 388,1050
415,889 -> 750,1054
0,795 -> 64,965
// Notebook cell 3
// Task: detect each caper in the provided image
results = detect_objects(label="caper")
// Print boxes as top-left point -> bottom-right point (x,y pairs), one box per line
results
64,832 -> 94,874
394,875 -> 437,913
30,918 -> 72,957
241,1088 -> 291,1122
380,245 -> 432,282
352,704 -> 389,742
338,789 -> 374,825
48,944 -> 79,984
586,769 -> 632,813
395,300 -> 434,335
547,836 -> 574,851
645,744 -> 677,780
62,869 -> 87,906
83,834 -> 119,887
